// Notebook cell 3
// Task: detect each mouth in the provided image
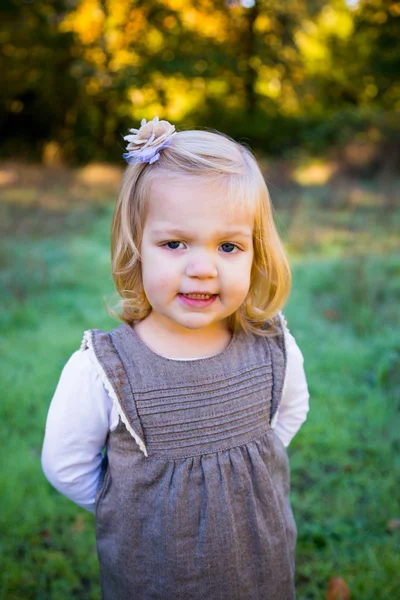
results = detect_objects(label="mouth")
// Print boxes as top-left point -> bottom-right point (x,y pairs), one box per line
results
180,293 -> 217,300
178,293 -> 218,307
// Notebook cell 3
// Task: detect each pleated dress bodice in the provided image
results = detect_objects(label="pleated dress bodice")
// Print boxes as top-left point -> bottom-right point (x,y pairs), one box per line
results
86,319 -> 297,600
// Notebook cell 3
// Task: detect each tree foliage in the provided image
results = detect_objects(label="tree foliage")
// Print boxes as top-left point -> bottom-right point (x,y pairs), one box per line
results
0,0 -> 398,163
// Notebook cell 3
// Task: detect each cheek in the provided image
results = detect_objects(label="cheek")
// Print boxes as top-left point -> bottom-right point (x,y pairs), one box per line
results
141,263 -> 177,297
232,254 -> 253,285
158,276 -> 173,291
237,275 -> 252,298
141,247 -> 177,282
236,257 -> 253,298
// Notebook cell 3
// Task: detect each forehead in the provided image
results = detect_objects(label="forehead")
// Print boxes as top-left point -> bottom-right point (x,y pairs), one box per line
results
146,177 -> 254,233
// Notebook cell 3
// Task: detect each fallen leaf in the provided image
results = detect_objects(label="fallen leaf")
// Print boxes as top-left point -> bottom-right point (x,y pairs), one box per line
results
323,309 -> 340,321
40,529 -> 52,548
40,529 -> 50,539
386,518 -> 400,533
72,514 -> 85,533
326,577 -> 350,600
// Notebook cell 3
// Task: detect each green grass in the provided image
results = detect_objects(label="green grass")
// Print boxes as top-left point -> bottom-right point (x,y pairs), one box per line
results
0,174 -> 399,599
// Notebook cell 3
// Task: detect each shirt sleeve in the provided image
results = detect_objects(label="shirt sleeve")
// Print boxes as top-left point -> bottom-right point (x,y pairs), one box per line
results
41,347 -> 113,513
272,326 -> 310,447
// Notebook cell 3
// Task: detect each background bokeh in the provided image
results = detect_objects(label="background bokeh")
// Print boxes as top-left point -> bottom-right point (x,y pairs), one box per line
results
1,1 -> 399,599
1,0 -> 399,164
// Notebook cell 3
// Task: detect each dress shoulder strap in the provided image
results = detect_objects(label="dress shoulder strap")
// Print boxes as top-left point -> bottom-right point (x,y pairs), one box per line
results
264,312 -> 288,427
80,327 -> 148,457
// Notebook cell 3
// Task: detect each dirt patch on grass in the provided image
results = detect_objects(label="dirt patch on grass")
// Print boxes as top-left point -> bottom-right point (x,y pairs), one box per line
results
0,161 -> 122,204
0,162 -> 122,237
0,203 -> 108,238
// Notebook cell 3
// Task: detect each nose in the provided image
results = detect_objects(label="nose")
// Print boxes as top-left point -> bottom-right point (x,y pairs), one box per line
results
185,251 -> 218,279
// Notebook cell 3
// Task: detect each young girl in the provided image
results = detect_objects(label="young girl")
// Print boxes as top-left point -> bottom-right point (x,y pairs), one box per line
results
42,117 -> 309,599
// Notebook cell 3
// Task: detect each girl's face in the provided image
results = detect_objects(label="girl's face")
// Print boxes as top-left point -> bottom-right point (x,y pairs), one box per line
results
140,177 -> 254,335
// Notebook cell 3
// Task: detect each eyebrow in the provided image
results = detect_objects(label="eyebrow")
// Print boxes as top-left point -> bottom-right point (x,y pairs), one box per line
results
150,227 -> 253,239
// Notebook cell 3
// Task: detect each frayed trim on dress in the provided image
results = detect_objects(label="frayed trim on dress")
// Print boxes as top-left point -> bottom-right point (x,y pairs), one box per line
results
270,311 -> 288,429
80,330 -> 148,458
278,311 -> 288,330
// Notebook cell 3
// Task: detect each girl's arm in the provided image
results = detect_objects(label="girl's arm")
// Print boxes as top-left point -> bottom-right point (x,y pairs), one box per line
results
41,348 -> 112,514
272,327 -> 310,447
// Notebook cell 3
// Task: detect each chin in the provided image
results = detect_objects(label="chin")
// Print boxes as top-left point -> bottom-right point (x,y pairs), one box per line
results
173,315 -> 216,330
178,320 -> 211,331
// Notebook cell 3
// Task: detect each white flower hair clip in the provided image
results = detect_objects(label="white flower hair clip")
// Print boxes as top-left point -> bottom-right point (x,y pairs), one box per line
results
123,116 -> 176,165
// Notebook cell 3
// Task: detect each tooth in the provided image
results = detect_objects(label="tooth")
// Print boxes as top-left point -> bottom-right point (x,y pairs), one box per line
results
185,293 -> 211,299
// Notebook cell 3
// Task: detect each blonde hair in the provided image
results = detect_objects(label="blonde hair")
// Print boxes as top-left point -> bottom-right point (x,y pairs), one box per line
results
109,129 -> 291,336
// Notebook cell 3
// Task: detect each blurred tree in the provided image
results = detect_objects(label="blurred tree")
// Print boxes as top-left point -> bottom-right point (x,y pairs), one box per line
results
0,0 -> 398,162
294,0 -> 400,157
295,0 -> 400,111
0,0 -> 78,160
352,0 -> 400,111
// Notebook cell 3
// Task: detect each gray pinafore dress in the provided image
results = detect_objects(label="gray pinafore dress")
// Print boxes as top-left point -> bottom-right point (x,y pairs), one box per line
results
86,317 -> 297,599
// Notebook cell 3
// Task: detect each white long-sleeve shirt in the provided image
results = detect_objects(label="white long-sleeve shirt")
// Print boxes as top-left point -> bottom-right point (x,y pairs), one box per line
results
42,326 -> 309,514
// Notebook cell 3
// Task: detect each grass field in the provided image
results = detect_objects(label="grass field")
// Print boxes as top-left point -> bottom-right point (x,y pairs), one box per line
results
0,161 -> 399,599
